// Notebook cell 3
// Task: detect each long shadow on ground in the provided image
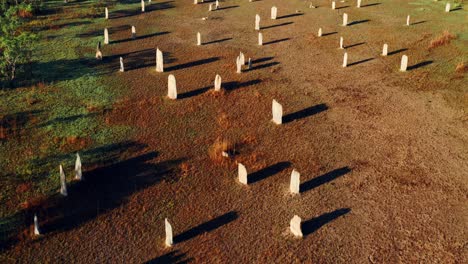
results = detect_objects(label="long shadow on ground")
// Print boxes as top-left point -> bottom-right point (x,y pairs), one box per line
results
165,57 -> 220,72
40,150 -> 185,234
112,1 -> 175,19
0,141 -> 185,250
145,250 -> 193,264
300,167 -> 351,193
283,103 -> 328,123
249,162 -> 291,184
302,208 -> 351,236
174,211 -> 238,243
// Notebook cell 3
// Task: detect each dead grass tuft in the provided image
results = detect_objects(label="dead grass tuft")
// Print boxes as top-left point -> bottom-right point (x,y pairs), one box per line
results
17,9 -> 33,18
16,183 -> 32,194
455,62 -> 467,74
428,31 -> 457,50
209,138 -> 234,163
216,112 -> 230,130
20,195 -> 47,211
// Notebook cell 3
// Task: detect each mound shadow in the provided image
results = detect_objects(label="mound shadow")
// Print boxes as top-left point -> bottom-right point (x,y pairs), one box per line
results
408,60 -> 433,71
165,57 -> 220,72
204,37 -> 232,45
345,42 -> 365,49
300,167 -> 351,193
302,208 -> 351,236
348,19 -> 370,26
263,38 -> 290,46
348,57 -> 374,67
174,211 -> 238,243
249,162 -> 291,184
277,13 -> 303,19
111,31 -> 170,44
261,22 -> 294,30
283,103 -> 328,123
388,48 -> 407,56
145,250 -> 193,264
224,79 -> 262,91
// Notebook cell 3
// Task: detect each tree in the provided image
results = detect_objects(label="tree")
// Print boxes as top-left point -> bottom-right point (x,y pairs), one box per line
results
0,3 -> 37,83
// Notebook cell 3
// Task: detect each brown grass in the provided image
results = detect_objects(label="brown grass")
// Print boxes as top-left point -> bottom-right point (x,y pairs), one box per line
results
16,183 -> 32,194
208,138 -> 233,163
17,9 -> 33,18
20,195 -> 48,211
455,62 -> 467,74
428,31 -> 457,50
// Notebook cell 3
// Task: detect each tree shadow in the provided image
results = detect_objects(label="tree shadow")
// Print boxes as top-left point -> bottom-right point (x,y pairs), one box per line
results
111,31 -> 170,44
223,79 -> 262,91
145,250 -> 193,264
300,167 -> 351,193
348,57 -> 374,66
408,60 -> 433,71
277,13 -> 303,19
106,48 -> 156,72
77,24 -> 129,38
387,48 -> 407,56
261,22 -> 294,30
283,103 -> 328,124
0,110 -> 43,139
1,141 -> 184,249
345,42 -> 365,49
248,162 -> 291,184
174,211 -> 238,243
203,38 -> 232,45
302,208 -> 351,236
37,112 -> 100,128
263,38 -> 290,46
40,151 -> 185,234
165,57 -> 220,72
348,19 -> 370,26
112,1 -> 175,19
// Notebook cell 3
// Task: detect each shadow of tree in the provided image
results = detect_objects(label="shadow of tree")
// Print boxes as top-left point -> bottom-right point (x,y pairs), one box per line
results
0,110 -> 43,139
111,1 -> 175,19
0,141 -> 184,250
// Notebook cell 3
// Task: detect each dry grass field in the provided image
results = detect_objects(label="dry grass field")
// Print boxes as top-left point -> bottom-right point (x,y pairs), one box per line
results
1,0 -> 467,263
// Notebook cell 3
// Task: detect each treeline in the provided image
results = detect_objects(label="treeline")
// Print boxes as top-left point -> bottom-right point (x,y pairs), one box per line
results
0,0 -> 39,86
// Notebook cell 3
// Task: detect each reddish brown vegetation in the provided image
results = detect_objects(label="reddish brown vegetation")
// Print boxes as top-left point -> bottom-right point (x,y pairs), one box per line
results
428,31 -> 456,50
16,183 -> 32,194
455,62 -> 467,74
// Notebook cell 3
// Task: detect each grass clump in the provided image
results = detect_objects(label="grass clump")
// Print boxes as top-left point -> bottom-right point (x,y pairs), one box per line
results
428,31 -> 457,50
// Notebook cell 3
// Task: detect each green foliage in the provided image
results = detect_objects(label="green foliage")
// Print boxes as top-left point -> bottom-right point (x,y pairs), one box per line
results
0,3 -> 37,82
